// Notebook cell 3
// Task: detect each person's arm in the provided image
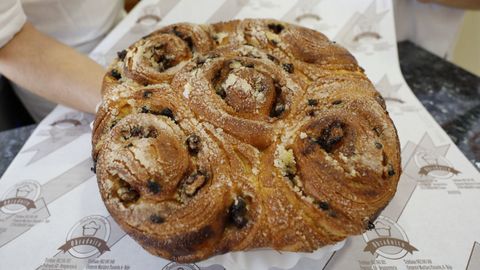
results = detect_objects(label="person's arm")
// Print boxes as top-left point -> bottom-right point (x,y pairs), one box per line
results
419,0 -> 480,9
0,22 -> 104,114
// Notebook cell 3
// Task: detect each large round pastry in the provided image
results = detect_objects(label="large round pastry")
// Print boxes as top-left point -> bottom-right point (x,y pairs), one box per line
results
92,19 -> 401,263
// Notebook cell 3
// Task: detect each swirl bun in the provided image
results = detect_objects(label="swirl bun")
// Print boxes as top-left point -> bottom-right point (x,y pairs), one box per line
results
93,19 -> 401,262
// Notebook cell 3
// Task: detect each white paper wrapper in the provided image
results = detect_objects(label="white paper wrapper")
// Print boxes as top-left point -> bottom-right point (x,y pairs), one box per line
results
198,242 -> 345,270
1,1 -> 480,270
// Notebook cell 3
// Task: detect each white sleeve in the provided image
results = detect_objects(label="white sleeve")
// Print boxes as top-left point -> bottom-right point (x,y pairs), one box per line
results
0,0 -> 26,48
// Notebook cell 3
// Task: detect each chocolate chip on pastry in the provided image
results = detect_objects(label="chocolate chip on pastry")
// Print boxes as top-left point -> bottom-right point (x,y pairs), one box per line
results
93,19 -> 401,263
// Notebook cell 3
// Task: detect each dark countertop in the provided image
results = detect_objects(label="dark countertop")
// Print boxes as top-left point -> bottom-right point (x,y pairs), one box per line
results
398,41 -> 480,170
0,41 -> 479,178
0,124 -> 36,176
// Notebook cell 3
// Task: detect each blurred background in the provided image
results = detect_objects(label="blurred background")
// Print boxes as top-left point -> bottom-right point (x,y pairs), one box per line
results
452,11 -> 480,75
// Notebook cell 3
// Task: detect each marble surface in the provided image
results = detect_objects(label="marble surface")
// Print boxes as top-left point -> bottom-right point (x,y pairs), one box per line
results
0,124 -> 36,177
398,41 -> 480,170
0,41 -> 479,178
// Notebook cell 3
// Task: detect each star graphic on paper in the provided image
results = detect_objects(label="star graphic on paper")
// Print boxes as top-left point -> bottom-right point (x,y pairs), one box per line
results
247,0 -> 279,10
401,133 -> 451,179
22,112 -> 93,165
207,0 -> 250,23
414,135 -> 450,159
356,4 -> 388,32
93,0 -> 181,66
466,242 -> 480,270
375,75 -> 404,104
334,1 -> 390,54
281,0 -> 333,32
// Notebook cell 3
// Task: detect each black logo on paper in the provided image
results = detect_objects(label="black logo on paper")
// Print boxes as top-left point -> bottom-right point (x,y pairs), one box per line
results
58,216 -> 111,258
0,181 -> 41,214
22,112 -> 92,165
414,151 -> 460,178
402,134 -> 461,181
363,216 -> 418,259
281,0 -> 333,32
163,262 -> 200,270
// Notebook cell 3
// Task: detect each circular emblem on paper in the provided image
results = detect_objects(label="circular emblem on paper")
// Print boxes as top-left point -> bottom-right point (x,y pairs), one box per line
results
0,180 -> 41,214
162,262 -> 200,270
59,215 -> 111,258
362,215 -> 418,260
414,150 -> 459,179
50,112 -> 87,128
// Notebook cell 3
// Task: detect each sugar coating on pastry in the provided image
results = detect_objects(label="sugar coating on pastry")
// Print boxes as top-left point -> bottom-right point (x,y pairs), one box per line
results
92,19 -> 401,263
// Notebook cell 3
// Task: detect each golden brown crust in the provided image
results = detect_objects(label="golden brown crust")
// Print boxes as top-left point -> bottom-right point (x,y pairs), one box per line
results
92,19 -> 401,263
